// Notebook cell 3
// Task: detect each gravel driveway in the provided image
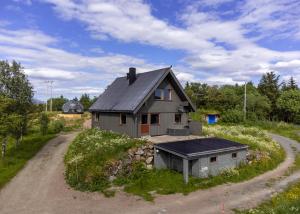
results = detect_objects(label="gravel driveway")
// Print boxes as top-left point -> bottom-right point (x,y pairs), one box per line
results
0,132 -> 300,214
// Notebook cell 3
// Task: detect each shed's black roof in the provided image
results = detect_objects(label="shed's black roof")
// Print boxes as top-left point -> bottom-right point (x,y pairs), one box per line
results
89,67 -> 195,114
155,138 -> 248,158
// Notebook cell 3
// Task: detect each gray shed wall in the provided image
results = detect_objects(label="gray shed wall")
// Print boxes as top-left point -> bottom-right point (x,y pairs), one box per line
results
154,148 -> 248,178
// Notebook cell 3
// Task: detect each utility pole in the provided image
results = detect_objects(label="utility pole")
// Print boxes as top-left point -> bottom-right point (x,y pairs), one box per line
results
45,80 -> 54,112
243,81 -> 247,121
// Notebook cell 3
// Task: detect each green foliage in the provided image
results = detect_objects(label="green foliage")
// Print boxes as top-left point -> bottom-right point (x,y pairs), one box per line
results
277,90 -> 300,123
0,133 -> 55,189
64,129 -> 146,192
79,93 -> 93,111
39,113 -> 49,135
221,109 -> 244,123
47,95 -> 68,111
49,119 -> 65,134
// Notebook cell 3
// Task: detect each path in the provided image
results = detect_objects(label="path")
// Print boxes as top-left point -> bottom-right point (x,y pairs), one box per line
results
0,133 -> 299,214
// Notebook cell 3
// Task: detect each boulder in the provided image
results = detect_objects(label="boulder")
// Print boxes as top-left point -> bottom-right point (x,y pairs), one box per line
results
135,148 -> 144,155
146,156 -> 153,164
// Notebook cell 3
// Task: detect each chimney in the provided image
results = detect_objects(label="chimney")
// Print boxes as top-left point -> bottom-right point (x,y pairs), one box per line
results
127,67 -> 136,85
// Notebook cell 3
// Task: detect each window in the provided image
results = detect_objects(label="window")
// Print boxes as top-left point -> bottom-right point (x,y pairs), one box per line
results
150,114 -> 159,124
175,113 -> 182,123
95,113 -> 100,122
141,114 -> 148,124
210,156 -> 217,163
120,113 -> 126,124
164,89 -> 172,101
232,153 -> 237,158
154,89 -> 163,100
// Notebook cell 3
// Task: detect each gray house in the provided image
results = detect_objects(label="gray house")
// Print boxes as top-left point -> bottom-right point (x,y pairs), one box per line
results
154,138 -> 248,183
89,67 -> 197,137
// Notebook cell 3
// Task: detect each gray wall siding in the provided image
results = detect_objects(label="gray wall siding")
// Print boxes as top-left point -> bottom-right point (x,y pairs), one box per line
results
91,112 -> 137,137
197,149 -> 248,177
137,79 -> 189,136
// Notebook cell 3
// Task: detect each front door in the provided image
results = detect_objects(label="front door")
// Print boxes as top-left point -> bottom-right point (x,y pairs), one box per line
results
140,114 -> 149,135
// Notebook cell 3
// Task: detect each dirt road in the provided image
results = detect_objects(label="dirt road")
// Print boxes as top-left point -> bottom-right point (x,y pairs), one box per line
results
0,133 -> 299,214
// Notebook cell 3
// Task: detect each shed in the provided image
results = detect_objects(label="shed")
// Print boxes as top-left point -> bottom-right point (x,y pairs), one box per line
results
206,114 -> 220,124
62,100 -> 84,114
154,138 -> 248,183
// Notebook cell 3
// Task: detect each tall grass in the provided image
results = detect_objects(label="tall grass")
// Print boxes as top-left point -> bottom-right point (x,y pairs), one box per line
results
0,133 -> 55,189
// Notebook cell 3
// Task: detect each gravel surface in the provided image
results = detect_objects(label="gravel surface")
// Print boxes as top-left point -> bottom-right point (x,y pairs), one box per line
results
0,132 -> 299,214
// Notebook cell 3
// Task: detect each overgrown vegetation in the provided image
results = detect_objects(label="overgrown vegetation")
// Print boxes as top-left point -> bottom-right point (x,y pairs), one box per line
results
65,125 -> 284,201
64,129 -> 146,192
236,181 -> 300,214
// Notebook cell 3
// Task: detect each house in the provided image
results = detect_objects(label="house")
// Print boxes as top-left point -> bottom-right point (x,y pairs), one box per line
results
62,100 -> 84,114
89,67 -> 198,137
154,137 -> 248,183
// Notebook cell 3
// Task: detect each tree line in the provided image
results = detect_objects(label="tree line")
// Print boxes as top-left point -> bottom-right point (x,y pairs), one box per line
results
184,72 -> 300,124
44,93 -> 97,112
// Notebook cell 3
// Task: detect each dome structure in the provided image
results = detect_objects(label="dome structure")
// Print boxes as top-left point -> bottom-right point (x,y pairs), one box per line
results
62,100 -> 84,114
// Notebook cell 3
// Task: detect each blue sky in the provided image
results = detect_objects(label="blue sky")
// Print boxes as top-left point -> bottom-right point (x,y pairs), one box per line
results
1,0 -> 300,100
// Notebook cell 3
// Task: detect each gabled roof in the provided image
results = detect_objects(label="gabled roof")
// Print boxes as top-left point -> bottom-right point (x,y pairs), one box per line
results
89,67 -> 196,114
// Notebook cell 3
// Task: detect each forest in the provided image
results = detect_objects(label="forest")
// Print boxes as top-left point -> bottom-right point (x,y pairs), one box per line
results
184,72 -> 300,124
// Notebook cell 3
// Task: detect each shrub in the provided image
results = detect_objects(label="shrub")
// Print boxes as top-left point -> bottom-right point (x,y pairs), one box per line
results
39,113 -> 49,135
221,109 -> 244,123
50,119 -> 65,134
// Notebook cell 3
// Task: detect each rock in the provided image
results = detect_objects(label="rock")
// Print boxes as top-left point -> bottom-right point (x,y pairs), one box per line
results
146,164 -> 153,170
135,155 -> 141,161
109,176 -> 116,181
135,148 -> 144,155
148,144 -> 154,149
146,156 -> 153,164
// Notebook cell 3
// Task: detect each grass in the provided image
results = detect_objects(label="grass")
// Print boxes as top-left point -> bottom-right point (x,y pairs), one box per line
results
65,125 -> 285,201
0,133 -> 55,189
64,129 -> 146,192
236,181 -> 300,214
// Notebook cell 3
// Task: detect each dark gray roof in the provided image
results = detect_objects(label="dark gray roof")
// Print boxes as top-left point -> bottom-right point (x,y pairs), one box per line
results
62,100 -> 84,114
89,67 -> 195,114
155,138 -> 248,159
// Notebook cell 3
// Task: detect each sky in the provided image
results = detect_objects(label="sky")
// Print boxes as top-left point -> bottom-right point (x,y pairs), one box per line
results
1,0 -> 300,101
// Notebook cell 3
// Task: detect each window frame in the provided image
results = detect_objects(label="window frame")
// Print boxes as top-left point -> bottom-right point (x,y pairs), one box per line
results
154,89 -> 163,100
95,113 -> 100,122
164,89 -> 172,101
120,113 -> 127,125
150,113 -> 160,125
174,113 -> 182,124
232,152 -> 237,159
210,156 -> 217,163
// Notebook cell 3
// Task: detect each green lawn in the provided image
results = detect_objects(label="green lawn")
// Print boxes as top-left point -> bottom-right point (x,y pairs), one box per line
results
65,125 -> 285,201
0,133 -> 55,189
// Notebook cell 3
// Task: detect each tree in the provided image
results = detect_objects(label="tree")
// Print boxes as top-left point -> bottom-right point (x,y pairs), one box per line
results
47,95 -> 68,111
79,93 -> 92,111
0,60 -> 33,136
258,72 -> 280,119
282,77 -> 298,91
0,95 -> 14,158
277,90 -> 300,122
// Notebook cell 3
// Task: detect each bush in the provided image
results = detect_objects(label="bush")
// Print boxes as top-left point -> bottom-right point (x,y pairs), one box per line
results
39,113 -> 49,135
221,109 -> 244,123
50,120 -> 65,134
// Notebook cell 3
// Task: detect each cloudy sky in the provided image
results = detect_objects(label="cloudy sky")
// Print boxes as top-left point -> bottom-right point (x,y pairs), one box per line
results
1,0 -> 300,100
